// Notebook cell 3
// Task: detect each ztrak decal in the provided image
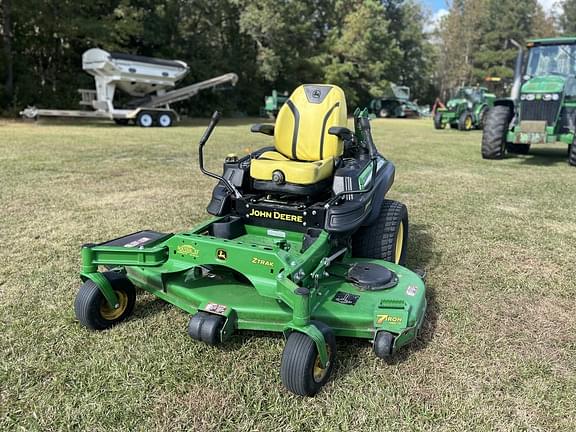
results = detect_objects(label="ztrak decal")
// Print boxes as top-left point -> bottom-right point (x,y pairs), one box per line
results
216,249 -> 227,260
376,314 -> 402,325
249,209 -> 303,223
251,257 -> 274,267
176,244 -> 199,257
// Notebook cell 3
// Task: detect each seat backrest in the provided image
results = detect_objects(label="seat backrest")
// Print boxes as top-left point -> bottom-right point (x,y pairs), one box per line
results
274,84 -> 347,161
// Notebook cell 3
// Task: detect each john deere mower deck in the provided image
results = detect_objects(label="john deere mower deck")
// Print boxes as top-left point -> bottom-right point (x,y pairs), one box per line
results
75,84 -> 427,396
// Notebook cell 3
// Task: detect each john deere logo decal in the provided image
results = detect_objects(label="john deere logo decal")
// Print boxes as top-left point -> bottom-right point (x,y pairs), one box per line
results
312,89 -> 321,98
216,249 -> 227,260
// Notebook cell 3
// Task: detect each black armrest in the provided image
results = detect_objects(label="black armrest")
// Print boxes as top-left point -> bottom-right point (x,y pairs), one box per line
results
251,124 -> 275,136
328,126 -> 353,139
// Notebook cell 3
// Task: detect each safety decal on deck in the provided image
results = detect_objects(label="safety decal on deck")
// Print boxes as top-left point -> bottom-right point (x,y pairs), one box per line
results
332,291 -> 360,306
124,237 -> 151,248
406,285 -> 418,296
205,303 -> 227,314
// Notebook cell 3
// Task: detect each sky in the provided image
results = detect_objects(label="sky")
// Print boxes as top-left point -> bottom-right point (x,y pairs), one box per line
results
422,0 -> 561,32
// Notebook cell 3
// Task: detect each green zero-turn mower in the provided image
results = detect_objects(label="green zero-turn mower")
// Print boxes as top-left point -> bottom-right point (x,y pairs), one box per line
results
482,37 -> 576,165
434,86 -> 495,131
74,84 -> 427,396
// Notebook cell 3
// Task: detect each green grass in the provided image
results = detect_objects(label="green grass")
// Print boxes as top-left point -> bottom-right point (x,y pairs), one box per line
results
1,117 -> 575,431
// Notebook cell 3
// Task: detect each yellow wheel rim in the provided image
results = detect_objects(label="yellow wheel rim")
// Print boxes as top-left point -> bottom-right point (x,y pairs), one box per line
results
394,222 -> 404,264
465,116 -> 472,130
313,345 -> 331,382
100,290 -> 128,321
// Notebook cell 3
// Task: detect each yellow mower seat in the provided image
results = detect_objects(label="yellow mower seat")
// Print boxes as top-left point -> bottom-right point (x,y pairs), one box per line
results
250,84 -> 347,186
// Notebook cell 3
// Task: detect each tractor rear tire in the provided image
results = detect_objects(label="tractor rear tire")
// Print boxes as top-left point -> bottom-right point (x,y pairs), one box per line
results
482,105 -> 512,159
352,199 -> 408,265
506,143 -> 530,155
433,112 -> 445,129
458,111 -> 473,131
280,321 -> 336,397
569,142 -> 576,166
74,272 -> 136,330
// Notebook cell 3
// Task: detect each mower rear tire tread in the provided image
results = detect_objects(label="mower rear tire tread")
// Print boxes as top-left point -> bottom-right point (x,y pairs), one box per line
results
280,321 -> 336,397
74,272 -> 136,331
482,105 -> 512,159
352,199 -> 408,265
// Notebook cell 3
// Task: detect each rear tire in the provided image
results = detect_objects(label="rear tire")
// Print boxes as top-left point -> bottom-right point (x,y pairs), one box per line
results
379,108 -> 390,118
506,143 -> 530,154
352,199 -> 408,265
482,105 -> 512,159
569,142 -> 576,166
280,321 -> 336,396
433,112 -> 445,129
458,111 -> 473,131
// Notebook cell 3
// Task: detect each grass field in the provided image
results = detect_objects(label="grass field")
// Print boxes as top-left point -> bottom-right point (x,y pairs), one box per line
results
1,117 -> 575,431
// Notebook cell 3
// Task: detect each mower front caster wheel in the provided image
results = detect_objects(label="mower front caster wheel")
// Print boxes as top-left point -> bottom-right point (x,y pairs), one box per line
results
74,272 -> 136,330
280,321 -> 336,397
374,331 -> 395,359
188,312 -> 225,346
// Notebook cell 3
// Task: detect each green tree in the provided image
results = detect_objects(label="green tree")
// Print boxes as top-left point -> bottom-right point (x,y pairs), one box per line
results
560,0 -> 576,34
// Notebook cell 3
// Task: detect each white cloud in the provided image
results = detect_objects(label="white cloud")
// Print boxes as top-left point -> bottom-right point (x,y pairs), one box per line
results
424,8 -> 448,33
538,0 -> 561,15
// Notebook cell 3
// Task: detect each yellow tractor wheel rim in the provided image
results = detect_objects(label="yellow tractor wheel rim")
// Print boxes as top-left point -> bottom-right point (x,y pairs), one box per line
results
465,116 -> 473,129
313,345 -> 331,382
395,222 -> 404,264
100,290 -> 128,321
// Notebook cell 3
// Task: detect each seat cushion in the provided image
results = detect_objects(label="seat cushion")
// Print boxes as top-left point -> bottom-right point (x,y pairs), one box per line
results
250,151 -> 334,185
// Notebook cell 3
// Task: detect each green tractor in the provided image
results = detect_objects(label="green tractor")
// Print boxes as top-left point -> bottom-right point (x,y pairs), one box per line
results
259,90 -> 289,118
434,86 -> 495,131
482,37 -> 576,166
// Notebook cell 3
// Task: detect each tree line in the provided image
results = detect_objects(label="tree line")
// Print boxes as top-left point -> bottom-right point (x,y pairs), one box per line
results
1,0 -> 576,116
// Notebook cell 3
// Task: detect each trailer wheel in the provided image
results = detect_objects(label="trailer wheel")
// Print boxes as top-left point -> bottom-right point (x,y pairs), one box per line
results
74,272 -> 136,330
482,105 -> 512,159
569,142 -> 576,166
280,321 -> 336,396
433,112 -> 445,129
136,111 -> 154,127
157,112 -> 174,127
352,199 -> 408,265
